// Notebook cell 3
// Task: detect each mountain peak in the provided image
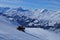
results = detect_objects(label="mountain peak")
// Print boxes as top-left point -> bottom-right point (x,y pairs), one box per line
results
34,9 -> 48,13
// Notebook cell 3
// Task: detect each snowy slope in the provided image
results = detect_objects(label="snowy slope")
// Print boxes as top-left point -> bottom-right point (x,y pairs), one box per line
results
0,16 -> 41,40
26,28 -> 60,40
0,15 -> 60,40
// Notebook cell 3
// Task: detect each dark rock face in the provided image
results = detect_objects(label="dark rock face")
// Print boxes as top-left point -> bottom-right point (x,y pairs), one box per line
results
17,26 -> 25,32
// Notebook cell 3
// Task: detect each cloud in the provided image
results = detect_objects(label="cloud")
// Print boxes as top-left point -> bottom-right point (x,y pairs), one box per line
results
0,0 -> 60,10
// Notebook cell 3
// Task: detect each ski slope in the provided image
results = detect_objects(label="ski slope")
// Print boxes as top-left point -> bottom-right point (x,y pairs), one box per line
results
0,15 -> 60,40
0,16 -> 41,40
26,28 -> 60,40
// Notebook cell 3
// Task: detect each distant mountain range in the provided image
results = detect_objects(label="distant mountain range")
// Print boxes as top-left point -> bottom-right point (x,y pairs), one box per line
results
0,7 -> 60,31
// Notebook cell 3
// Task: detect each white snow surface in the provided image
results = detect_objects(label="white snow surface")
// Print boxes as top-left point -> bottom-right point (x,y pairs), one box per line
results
0,15 -> 60,40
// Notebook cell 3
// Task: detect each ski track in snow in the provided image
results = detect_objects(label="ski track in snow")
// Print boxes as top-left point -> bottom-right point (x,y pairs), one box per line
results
25,28 -> 60,40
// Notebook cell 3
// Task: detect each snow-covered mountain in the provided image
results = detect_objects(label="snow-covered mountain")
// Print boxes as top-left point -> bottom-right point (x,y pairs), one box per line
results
4,7 -> 60,24
0,7 -> 60,31
0,15 -> 40,40
0,7 -> 10,14
0,15 -> 60,40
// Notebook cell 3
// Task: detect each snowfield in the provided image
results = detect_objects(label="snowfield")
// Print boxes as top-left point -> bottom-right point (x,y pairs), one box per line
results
26,28 -> 60,40
0,15 -> 60,40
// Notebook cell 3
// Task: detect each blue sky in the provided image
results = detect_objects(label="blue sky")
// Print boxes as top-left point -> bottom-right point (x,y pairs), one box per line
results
0,0 -> 60,10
